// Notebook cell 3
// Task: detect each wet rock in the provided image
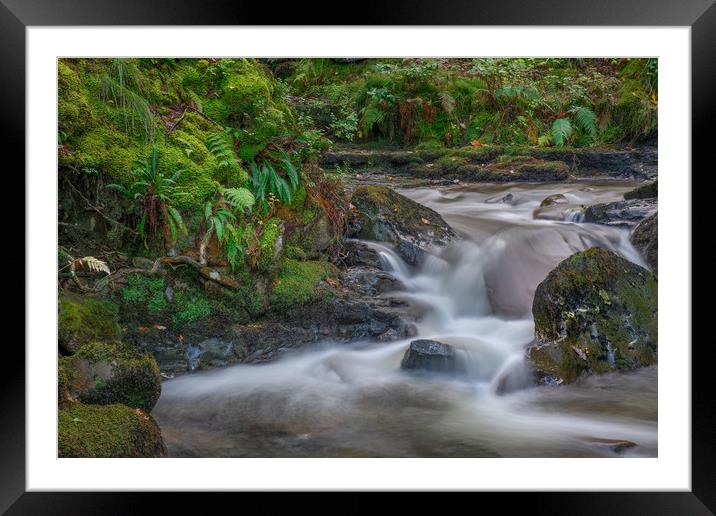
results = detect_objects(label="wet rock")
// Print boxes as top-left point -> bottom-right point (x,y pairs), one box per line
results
348,185 -> 456,265
583,199 -> 657,227
631,212 -> 658,275
486,192 -> 515,204
528,247 -> 657,384
344,266 -> 403,296
401,339 -> 463,373
59,340 -> 162,410
539,193 -> 568,207
343,240 -> 382,268
624,180 -> 657,200
58,403 -> 166,458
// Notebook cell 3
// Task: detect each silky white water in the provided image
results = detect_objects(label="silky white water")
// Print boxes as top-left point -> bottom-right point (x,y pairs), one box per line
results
154,181 -> 657,457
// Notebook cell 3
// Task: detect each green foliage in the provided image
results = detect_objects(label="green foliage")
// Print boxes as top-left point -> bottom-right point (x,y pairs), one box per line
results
107,147 -> 189,245
570,106 -> 598,142
99,59 -> 155,141
551,118 -> 573,147
171,290 -> 212,327
200,186 -> 255,270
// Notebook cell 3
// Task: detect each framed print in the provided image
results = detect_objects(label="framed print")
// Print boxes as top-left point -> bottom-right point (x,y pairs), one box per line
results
4,0 -> 713,513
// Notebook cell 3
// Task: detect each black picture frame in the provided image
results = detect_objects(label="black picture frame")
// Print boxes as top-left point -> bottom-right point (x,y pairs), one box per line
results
4,0 -> 713,513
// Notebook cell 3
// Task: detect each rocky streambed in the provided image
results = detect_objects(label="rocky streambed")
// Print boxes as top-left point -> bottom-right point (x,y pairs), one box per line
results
153,177 -> 658,458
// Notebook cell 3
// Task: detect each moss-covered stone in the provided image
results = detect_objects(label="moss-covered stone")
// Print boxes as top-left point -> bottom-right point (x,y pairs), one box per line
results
58,296 -> 121,354
256,218 -> 285,273
349,185 -> 455,264
58,403 -> 166,458
528,247 -> 657,384
269,259 -> 339,314
59,340 -> 161,410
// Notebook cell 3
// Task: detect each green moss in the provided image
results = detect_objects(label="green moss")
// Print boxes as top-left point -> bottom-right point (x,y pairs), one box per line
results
269,259 -> 338,313
121,274 -> 165,304
58,296 -> 120,354
171,290 -> 212,328
58,61 -> 93,134
60,340 -> 162,410
530,247 -> 657,383
256,218 -> 284,273
58,403 -> 165,457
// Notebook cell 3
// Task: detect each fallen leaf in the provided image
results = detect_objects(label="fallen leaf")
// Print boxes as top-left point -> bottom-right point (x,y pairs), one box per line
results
420,217 -> 431,225
154,324 -> 167,331
470,139 -> 483,147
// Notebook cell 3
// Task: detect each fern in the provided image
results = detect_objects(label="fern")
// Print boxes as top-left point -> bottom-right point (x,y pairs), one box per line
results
571,106 -> 598,141
207,132 -> 239,172
551,118 -> 573,147
438,91 -> 456,116
278,150 -> 299,189
222,187 -> 255,212
100,60 -> 154,141
74,256 -> 110,275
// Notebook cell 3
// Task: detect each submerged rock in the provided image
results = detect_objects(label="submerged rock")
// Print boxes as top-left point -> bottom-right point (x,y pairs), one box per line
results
401,339 -> 463,373
583,199 -> 657,227
539,193 -> 569,207
624,180 -> 657,200
58,403 -> 166,458
342,240 -> 382,268
527,247 -> 657,384
348,185 -> 456,265
631,212 -> 658,275
59,340 -> 162,410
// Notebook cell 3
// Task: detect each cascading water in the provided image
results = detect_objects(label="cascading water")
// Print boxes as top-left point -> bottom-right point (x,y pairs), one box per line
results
154,181 -> 657,458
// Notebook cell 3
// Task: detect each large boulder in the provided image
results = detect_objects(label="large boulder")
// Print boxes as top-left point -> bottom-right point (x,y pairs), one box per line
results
58,296 -> 121,354
631,212 -> 658,275
584,199 -> 657,227
624,180 -> 657,200
58,403 -> 166,457
348,185 -> 456,264
401,339 -> 464,373
59,340 -> 162,410
528,247 -> 657,384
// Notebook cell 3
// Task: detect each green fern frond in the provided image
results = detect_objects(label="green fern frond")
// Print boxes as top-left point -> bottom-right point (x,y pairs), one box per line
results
551,118 -> 573,147
222,187 -> 255,212
570,106 -> 598,141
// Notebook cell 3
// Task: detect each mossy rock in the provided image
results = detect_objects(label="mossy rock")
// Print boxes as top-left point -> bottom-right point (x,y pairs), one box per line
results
58,403 -> 166,458
528,247 -> 657,384
59,340 -> 161,410
624,180 -> 658,200
58,296 -> 121,354
349,185 -> 455,264
269,259 -> 339,314
256,218 -> 285,274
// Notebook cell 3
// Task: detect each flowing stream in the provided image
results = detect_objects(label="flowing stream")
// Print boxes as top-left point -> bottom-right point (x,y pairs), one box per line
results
154,181 -> 657,458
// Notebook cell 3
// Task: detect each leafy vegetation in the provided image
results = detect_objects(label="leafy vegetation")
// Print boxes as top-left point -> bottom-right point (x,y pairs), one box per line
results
107,147 -> 189,248
275,58 -> 657,147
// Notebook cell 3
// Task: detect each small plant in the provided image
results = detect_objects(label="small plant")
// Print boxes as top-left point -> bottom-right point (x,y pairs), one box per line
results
198,186 -> 255,269
250,150 -> 300,207
107,147 -> 189,249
